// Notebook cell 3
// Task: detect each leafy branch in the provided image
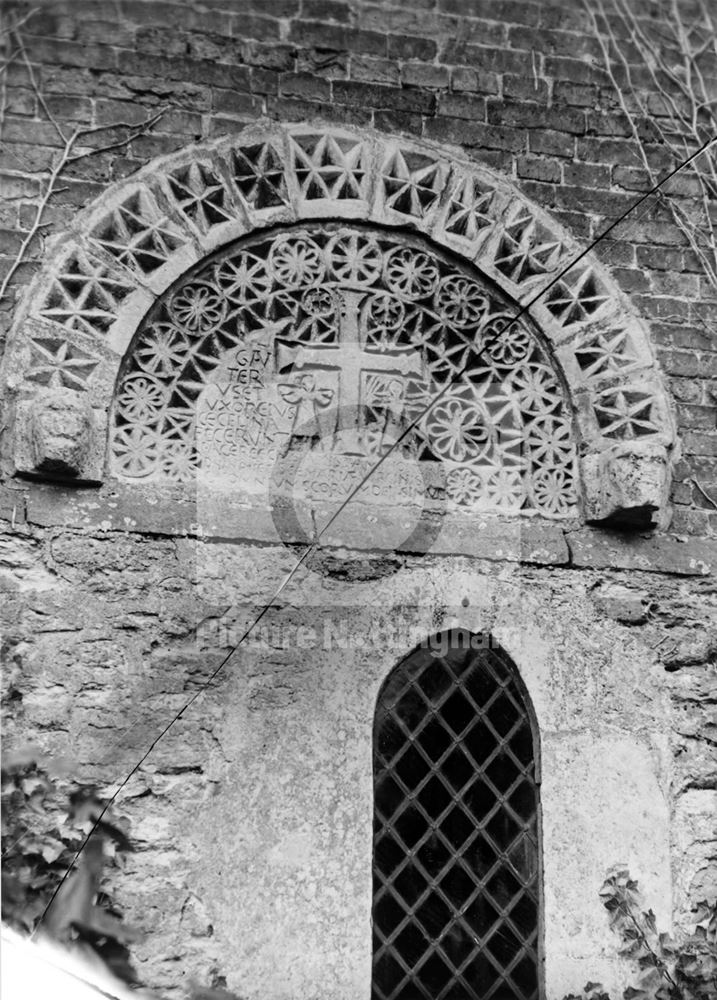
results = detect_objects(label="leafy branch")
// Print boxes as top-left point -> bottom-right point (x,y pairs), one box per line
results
597,867 -> 716,1000
563,984 -> 611,1000
1,750 -> 143,988
561,868 -> 717,1000
600,868 -> 681,999
1,748 -> 245,999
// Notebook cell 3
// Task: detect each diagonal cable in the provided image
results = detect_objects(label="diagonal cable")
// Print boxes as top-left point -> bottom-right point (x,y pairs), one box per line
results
32,130 -> 717,935
313,131 -> 716,544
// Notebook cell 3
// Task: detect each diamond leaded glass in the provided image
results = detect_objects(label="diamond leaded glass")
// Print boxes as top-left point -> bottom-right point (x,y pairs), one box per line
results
373,635 -> 540,1000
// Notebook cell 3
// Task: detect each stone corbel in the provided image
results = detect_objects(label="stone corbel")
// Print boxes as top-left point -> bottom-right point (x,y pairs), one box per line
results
580,440 -> 672,530
13,388 -> 105,484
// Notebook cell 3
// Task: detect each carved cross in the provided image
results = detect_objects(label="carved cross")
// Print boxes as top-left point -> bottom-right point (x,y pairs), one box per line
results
275,289 -> 423,454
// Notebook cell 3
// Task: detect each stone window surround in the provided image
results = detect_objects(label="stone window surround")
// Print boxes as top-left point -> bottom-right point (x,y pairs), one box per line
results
372,631 -> 542,1000
178,584 -> 673,1000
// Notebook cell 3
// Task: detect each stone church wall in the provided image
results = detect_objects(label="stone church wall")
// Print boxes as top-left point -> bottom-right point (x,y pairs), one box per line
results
1,2 -> 716,998
1,0 -> 716,540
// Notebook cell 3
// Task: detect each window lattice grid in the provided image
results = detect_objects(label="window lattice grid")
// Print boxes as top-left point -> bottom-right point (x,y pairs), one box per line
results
372,641 -> 540,1000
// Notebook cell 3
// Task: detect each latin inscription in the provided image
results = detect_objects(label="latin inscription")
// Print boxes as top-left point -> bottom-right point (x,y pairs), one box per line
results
196,343 -> 426,505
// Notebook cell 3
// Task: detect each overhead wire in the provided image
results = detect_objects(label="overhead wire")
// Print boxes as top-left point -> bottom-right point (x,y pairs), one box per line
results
32,130 -> 717,935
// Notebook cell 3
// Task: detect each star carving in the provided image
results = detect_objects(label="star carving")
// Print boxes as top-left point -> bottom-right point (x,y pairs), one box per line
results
232,142 -> 288,209
93,190 -> 185,275
167,162 -> 233,232
292,133 -> 366,200
545,267 -> 609,326
445,176 -> 495,240
494,209 -> 563,283
40,249 -> 132,336
575,327 -> 640,379
383,150 -> 443,217
594,386 -> 658,439
27,336 -> 99,388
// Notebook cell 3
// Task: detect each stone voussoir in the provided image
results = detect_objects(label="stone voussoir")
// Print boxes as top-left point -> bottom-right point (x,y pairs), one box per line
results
1,122 -> 680,542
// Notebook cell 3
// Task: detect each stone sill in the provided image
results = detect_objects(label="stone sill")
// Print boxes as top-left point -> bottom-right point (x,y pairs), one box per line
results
3,479 -> 717,576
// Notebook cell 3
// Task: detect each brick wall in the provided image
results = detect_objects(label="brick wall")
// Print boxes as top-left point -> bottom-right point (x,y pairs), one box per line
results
1,0 -> 716,534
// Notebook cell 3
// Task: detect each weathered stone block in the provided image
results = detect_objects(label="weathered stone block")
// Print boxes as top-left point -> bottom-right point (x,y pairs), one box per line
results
0,485 -> 26,525
673,790 -> 717,918
591,581 -> 649,623
568,527 -> 717,575
14,389 -> 104,483
581,440 -> 672,529
31,390 -> 91,474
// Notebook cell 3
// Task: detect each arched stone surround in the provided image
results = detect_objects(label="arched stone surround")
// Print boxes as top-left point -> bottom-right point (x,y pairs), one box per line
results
1,121 -> 676,528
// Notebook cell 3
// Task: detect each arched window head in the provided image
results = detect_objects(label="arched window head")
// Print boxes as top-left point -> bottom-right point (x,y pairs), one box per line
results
108,222 -> 579,519
5,125 -> 675,529
373,630 -> 541,1000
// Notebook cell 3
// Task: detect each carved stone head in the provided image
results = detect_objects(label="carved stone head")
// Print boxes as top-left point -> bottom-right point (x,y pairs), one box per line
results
581,441 -> 671,529
29,388 -> 94,477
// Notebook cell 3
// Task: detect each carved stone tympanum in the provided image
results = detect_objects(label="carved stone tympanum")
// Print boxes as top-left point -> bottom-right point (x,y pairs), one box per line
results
110,224 -> 580,519
1,124 -> 677,525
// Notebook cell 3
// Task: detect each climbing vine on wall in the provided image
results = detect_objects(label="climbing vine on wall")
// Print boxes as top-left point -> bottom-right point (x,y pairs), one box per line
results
0,6 -> 166,308
0,749 -> 142,985
1,748 -> 244,999
585,0 -> 717,290
561,868 -> 717,1000
600,867 -> 717,1000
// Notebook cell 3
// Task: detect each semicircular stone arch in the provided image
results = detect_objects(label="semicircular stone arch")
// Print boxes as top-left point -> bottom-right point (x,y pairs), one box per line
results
2,121 -> 677,527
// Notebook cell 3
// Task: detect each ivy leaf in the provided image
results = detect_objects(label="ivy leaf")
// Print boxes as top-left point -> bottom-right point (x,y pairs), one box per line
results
68,788 -> 105,825
39,837 -> 66,864
21,776 -> 49,797
189,982 -> 245,999
96,818 -> 132,853
623,986 -> 649,999
637,952 -> 659,969
658,931 -> 677,955
43,834 -> 104,942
